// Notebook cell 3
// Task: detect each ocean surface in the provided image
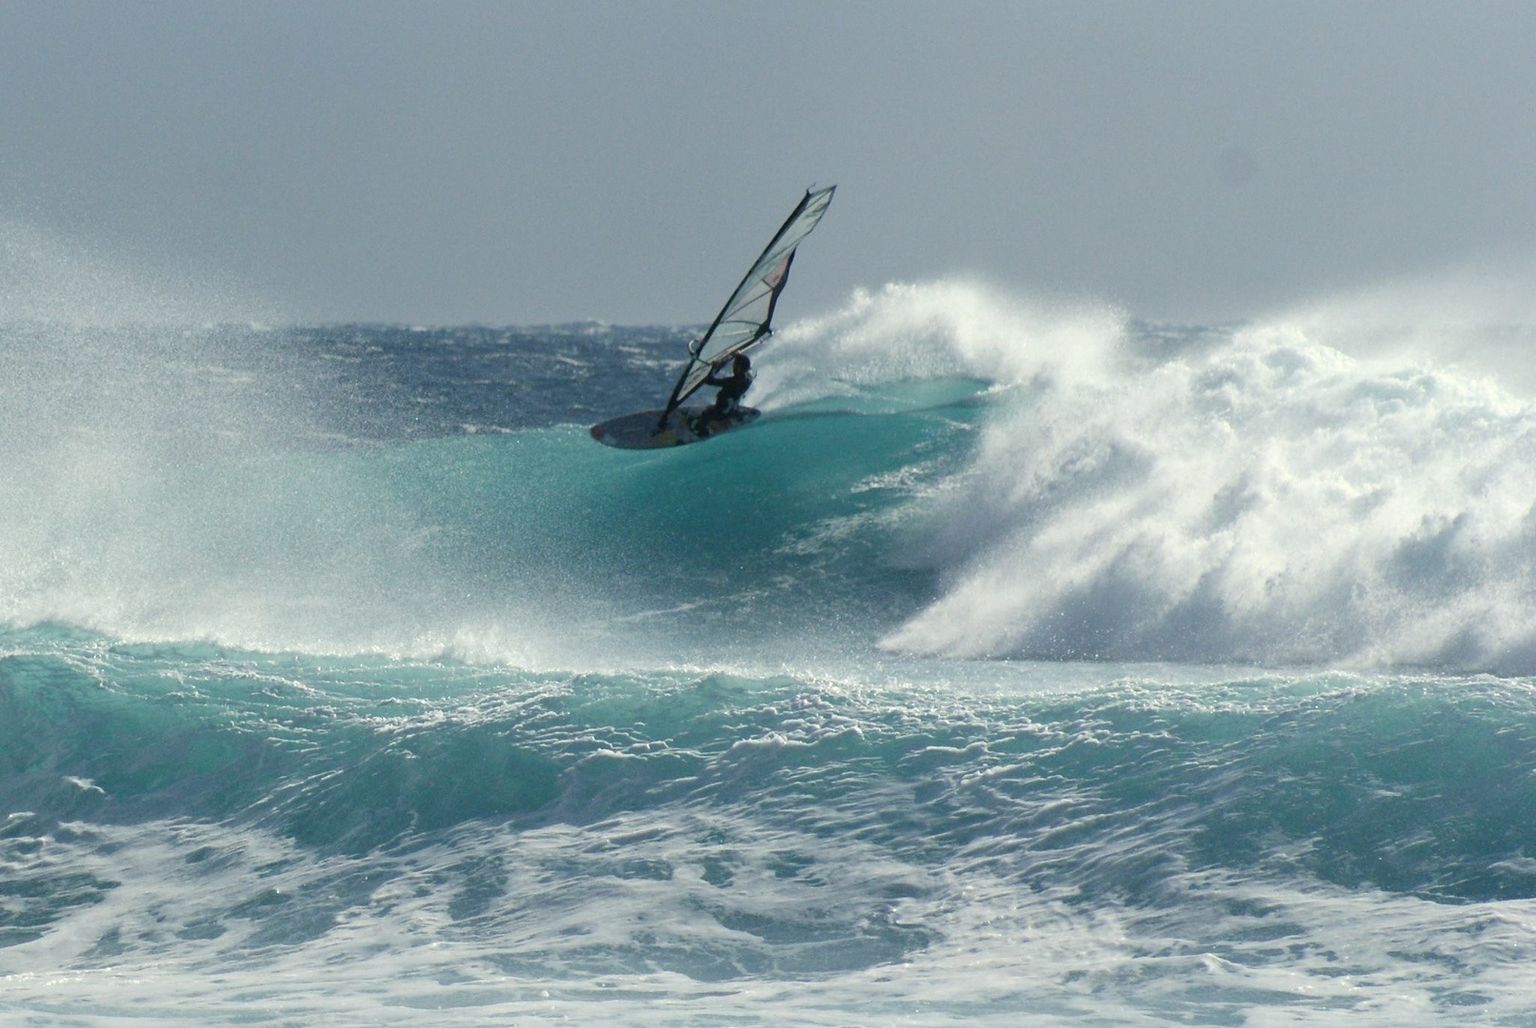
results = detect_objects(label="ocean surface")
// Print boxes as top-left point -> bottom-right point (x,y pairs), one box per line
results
8,282 -> 1536,1024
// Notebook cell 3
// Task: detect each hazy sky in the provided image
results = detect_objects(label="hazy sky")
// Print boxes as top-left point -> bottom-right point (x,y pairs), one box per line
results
4,1 -> 1536,324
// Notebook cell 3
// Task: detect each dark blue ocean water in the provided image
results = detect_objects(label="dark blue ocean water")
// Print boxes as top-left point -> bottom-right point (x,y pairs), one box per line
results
7,290 -> 1536,1023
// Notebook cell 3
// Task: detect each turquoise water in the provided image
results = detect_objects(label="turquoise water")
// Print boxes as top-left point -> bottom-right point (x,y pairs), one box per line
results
7,298 -> 1536,1022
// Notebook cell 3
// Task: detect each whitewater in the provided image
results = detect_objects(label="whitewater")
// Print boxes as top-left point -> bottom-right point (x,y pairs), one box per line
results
7,275 -> 1536,1023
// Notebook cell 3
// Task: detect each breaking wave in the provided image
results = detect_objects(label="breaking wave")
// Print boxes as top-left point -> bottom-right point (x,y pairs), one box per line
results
7,277 -> 1536,674
768,280 -> 1536,673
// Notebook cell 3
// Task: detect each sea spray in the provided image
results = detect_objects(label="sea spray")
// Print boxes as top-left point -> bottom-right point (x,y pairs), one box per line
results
885,322 -> 1536,669
750,281 -> 1536,671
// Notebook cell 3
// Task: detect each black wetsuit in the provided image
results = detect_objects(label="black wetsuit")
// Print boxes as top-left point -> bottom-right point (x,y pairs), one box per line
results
703,365 -> 753,418
692,364 -> 753,436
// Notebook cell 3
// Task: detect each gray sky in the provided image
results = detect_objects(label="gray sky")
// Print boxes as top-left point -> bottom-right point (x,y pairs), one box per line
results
4,1 -> 1536,325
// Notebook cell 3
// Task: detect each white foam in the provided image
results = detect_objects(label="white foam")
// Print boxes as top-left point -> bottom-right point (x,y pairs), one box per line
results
779,281 -> 1536,671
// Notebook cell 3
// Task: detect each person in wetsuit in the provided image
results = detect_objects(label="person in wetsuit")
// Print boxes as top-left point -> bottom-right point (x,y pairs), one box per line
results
694,353 -> 754,435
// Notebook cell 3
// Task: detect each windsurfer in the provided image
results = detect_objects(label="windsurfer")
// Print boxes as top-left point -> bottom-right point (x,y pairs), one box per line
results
693,353 -> 754,434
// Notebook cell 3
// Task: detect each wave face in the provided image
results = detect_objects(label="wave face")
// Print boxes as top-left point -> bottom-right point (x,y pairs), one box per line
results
8,285 -> 1536,1022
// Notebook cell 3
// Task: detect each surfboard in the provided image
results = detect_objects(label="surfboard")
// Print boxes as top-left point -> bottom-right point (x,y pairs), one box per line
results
590,406 -> 761,449
588,185 -> 834,450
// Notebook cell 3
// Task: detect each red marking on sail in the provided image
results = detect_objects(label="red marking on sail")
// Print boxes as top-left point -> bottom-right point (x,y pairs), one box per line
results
763,255 -> 791,289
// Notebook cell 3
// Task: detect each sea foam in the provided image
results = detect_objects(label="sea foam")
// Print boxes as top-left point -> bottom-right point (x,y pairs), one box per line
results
766,280 -> 1536,672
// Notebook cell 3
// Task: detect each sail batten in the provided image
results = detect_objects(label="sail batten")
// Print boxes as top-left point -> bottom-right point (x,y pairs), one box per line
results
664,186 -> 835,414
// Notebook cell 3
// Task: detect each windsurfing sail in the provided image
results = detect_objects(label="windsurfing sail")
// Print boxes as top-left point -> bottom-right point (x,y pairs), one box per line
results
662,185 -> 836,417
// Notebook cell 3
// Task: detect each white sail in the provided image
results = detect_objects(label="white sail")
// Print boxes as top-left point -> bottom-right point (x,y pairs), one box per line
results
665,186 -> 835,413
